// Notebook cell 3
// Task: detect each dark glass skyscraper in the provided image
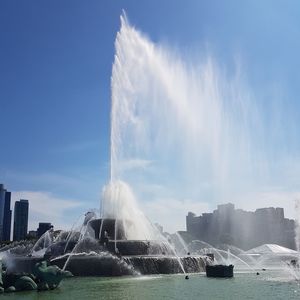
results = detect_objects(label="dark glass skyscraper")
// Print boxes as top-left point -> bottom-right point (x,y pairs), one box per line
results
3,192 -> 12,241
0,184 -> 6,240
13,199 -> 29,241
0,184 -> 12,241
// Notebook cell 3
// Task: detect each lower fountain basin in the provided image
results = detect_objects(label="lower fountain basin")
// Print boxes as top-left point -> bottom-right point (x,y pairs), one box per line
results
51,254 -> 207,276
6,254 -> 207,276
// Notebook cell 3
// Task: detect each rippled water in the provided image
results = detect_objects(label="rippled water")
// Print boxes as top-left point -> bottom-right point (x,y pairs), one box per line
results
2,270 -> 300,300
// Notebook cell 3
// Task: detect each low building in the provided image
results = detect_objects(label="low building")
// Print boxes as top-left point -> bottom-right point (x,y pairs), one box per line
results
37,222 -> 53,238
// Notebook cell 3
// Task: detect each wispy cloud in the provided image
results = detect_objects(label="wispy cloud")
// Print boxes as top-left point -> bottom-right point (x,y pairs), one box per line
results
11,191 -> 84,231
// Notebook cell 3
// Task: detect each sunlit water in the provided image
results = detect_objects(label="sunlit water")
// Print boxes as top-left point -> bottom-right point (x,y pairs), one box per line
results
3,271 -> 300,300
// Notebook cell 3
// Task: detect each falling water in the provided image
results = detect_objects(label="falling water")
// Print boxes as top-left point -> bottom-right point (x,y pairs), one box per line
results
31,229 -> 53,257
101,181 -> 157,240
62,212 -> 97,271
173,232 -> 189,255
104,10 -> 280,239
126,17 -> 265,180
101,9 -> 298,249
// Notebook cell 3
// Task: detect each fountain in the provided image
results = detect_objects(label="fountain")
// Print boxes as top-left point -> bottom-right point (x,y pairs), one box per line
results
45,181 -> 207,276
1,11 -> 278,277
46,13 -> 215,276
0,16 -> 210,276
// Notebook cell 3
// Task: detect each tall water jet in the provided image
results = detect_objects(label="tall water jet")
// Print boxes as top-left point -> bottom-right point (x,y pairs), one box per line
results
106,11 -> 277,238
98,12 -> 262,272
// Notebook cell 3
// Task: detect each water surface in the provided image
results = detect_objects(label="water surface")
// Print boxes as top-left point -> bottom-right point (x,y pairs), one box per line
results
2,270 -> 300,300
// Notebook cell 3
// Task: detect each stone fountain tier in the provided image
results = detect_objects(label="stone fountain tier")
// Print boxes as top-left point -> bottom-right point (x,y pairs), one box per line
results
89,218 -> 127,240
6,254 -> 207,276
106,240 -> 170,255
51,254 -> 207,276
44,239 -> 173,257
87,218 -> 178,255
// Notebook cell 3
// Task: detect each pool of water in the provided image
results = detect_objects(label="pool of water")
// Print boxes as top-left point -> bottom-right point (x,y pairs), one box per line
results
2,270 -> 300,299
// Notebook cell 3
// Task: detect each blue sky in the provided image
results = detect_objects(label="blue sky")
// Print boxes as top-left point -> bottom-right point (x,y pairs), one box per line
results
1,0 -> 300,231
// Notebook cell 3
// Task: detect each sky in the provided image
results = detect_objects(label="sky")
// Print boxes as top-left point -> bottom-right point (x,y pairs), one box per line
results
1,0 -> 300,232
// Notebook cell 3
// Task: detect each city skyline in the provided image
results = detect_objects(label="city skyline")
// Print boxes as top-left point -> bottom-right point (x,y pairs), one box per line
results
186,203 -> 295,250
1,181 -> 298,239
1,1 -> 300,232
0,185 -> 55,241
0,182 -> 84,240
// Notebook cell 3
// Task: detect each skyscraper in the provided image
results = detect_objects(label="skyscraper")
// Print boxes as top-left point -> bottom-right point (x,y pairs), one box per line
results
3,192 -> 12,241
0,184 -> 6,240
13,199 -> 29,241
0,184 -> 12,241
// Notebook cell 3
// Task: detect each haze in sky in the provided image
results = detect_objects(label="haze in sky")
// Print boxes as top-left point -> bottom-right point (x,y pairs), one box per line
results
1,0 -> 300,232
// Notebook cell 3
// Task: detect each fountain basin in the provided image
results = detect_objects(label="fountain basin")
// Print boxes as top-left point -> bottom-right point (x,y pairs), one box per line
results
51,254 -> 206,276
5,254 -> 207,276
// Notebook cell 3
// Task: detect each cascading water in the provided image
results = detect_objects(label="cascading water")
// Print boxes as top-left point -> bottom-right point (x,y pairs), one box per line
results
101,181 -> 158,241
62,211 -> 98,271
97,12 -> 266,273
100,13 -> 184,248
30,229 -> 54,257
105,10 -> 274,238
172,232 -> 189,255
